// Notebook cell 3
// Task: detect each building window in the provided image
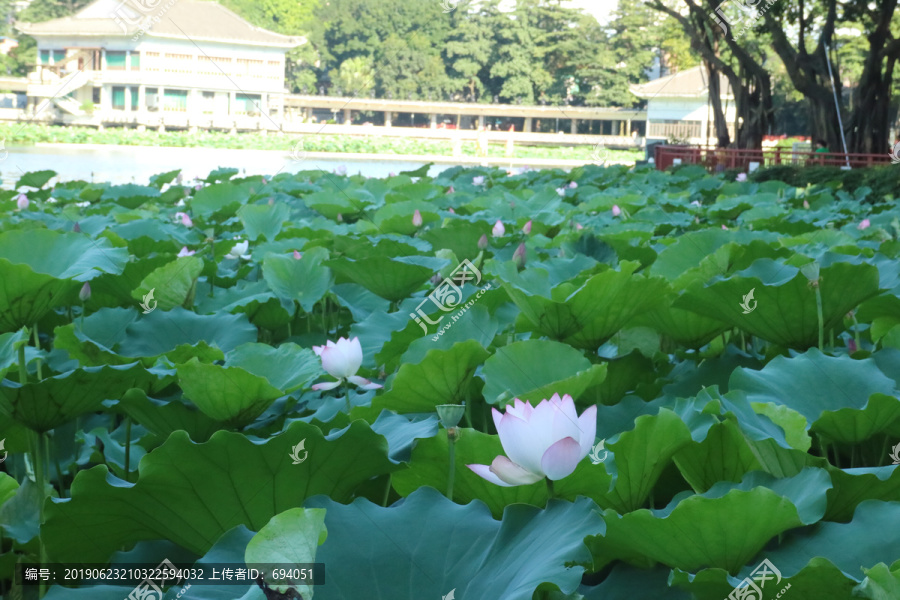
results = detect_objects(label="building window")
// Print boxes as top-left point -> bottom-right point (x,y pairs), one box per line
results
144,51 -> 160,72
106,51 -> 126,70
130,86 -> 139,110
92,87 -> 101,104
163,88 -> 188,112
201,91 -> 215,115
198,56 -> 231,76
130,53 -> 140,69
146,87 -> 159,111
237,94 -> 260,115
39,49 -> 49,65
52,50 -> 66,64
112,86 -> 126,110
163,53 -> 193,74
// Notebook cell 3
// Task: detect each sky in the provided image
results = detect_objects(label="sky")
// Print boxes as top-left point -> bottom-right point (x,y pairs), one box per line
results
565,0 -> 619,24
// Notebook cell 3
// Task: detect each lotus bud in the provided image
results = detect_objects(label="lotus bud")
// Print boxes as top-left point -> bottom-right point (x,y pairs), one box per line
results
79,282 -> 91,302
803,200 -> 810,209
492,220 -> 505,237
522,220 -> 532,234
473,175 -> 485,186
568,181 -> 578,188
513,242 -> 527,268
194,184 -> 202,191
293,250 -> 302,259
448,207 -> 455,214
389,171 -> 397,177
847,337 -> 858,353
337,213 -> 343,222
175,212 -> 193,227
611,205 -> 621,217
412,209 -> 423,227
858,218 -> 871,230
16,193 -> 28,209
73,222 -> 81,232
575,223 -> 584,230
722,224 -> 728,230
478,234 -> 489,249
447,186 -> 454,194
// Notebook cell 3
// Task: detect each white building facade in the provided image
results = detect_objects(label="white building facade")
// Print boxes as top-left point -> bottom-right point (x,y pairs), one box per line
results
17,0 -> 304,129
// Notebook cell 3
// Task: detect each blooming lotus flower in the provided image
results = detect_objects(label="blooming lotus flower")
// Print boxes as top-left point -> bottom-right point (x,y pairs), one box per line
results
175,212 -> 193,227
568,181 -> 578,188
389,171 -> 397,177
311,337 -> 382,391
467,394 -> 597,486
46,197 -> 57,204
473,176 -> 485,186
225,240 -> 251,260
556,187 -> 565,196
78,282 -> 91,302
293,250 -> 302,259
523,220 -> 532,234
177,246 -> 195,257
736,173 -> 747,182
690,200 -> 701,207
492,220 -> 505,237
16,194 -> 28,209
412,209 -> 423,227
858,219 -> 871,230
478,233 -> 489,249
335,165 -> 347,175
513,242 -> 527,268
611,205 -> 621,217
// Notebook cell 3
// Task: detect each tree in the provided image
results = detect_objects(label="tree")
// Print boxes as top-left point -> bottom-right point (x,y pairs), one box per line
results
332,55 -> 375,97
444,0 -> 493,101
18,0 -> 90,22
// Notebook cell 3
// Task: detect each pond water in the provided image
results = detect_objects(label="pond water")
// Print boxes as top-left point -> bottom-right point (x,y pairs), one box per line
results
0,144 -> 466,187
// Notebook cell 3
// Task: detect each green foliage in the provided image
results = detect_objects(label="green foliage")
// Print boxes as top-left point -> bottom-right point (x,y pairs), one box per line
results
750,165 -> 900,203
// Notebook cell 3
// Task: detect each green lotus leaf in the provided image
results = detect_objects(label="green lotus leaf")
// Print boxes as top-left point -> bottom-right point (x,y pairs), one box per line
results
326,255 -> 442,302
480,339 -> 607,405
262,246 -> 332,313
42,420 -> 399,564
585,467 -> 830,572
176,359 -> 285,426
237,201 -> 290,242
304,487 -> 602,600
117,387 -> 223,443
133,256 -> 204,312
354,340 -> 489,421
101,184 -> 161,209
245,508 -> 327,598
675,259 -> 882,348
190,181 -> 247,218
0,363 -> 158,432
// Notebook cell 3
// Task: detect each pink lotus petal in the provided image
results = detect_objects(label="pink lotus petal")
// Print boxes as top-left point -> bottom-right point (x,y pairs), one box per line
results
858,219 -> 871,230
293,250 -> 302,259
466,463 -> 516,487
16,194 -> 28,209
540,437 -> 583,480
522,220 -> 532,234
488,455 -> 544,486
611,205 -> 621,217
312,380 -> 342,391
448,207 -> 455,214
492,220 -> 505,237
412,209 -> 423,227
348,375 -> 382,389
317,336 -> 363,379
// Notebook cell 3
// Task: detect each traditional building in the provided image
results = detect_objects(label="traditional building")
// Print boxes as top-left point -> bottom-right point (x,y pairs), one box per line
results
630,66 -> 736,146
16,0 -> 304,129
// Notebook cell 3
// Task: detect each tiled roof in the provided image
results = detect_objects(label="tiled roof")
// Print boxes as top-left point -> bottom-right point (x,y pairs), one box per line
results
630,66 -> 733,99
17,0 -> 305,48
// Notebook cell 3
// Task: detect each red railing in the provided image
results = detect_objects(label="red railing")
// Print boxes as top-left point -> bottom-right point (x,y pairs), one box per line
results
654,145 -> 892,172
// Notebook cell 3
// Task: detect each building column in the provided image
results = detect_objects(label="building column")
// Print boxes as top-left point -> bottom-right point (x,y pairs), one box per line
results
384,110 -> 392,127
478,115 -> 485,129
229,90 -> 237,116
430,113 -> 437,129
124,86 -> 132,112
626,119 -> 631,136
570,118 -> 578,135
99,85 -> 109,112
343,108 -> 351,125
524,117 -> 533,133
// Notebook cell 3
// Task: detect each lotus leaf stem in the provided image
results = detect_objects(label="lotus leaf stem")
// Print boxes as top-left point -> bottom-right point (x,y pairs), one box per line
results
815,285 -> 824,351
18,337 -> 26,385
33,324 -> 42,380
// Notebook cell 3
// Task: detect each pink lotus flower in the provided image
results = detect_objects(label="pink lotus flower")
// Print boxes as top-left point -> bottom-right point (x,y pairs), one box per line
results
389,171 -> 397,177
194,184 -> 202,191
467,393 -> 597,486
556,187 -> 566,196
473,176 -> 485,186
736,173 -> 747,182
803,200 -> 810,209
722,224 -> 728,230
523,220 -> 532,234
311,337 -> 382,391
513,242 -> 527,268
293,250 -> 302,259
412,209 -> 423,227
447,186 -> 455,194
568,181 -> 578,189
847,337 -> 858,353
478,234 -> 489,250
78,282 -> 91,302
16,194 -> 28,209
175,212 -> 193,227
335,165 -> 347,176
575,223 -> 584,230
611,205 -> 621,217
858,219 -> 871,230
448,207 -> 455,214
492,220 -> 505,237
177,246 -> 195,257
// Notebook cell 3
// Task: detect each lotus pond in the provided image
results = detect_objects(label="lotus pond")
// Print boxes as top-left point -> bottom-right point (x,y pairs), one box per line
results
0,163 -> 899,600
